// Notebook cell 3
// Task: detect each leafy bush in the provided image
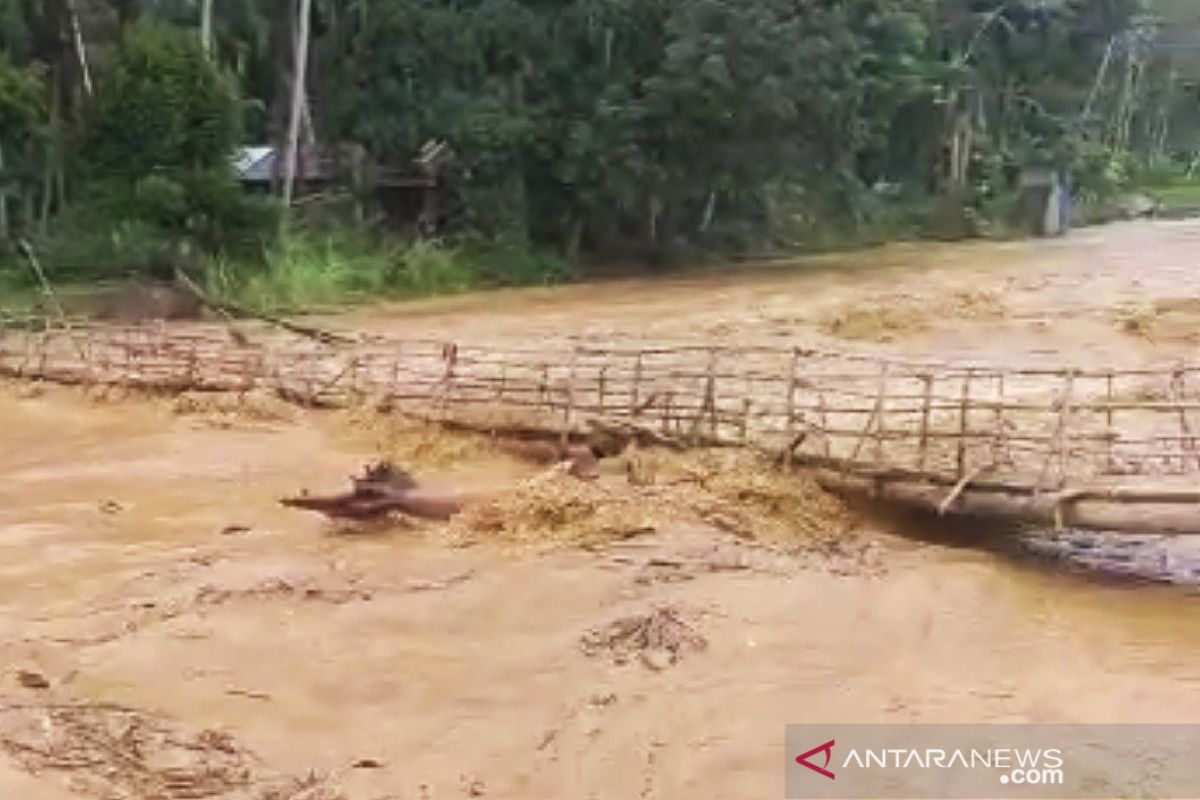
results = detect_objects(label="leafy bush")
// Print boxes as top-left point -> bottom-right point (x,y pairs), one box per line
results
81,23 -> 238,178
211,231 -> 396,311
460,238 -> 573,287
208,226 -> 573,312
60,22 -> 266,280
36,217 -> 177,280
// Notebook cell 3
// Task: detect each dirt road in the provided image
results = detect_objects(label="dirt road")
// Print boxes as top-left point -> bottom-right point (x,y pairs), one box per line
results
4,220 -> 1200,799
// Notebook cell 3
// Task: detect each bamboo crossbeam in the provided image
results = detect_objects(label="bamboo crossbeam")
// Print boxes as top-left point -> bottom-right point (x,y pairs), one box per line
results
11,320 -> 1200,490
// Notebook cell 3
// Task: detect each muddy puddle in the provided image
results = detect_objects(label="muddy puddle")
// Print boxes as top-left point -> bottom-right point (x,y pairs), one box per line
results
6,220 -> 1200,798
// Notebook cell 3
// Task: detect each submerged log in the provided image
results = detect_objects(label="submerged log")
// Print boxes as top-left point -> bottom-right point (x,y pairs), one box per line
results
816,469 -> 1200,536
496,438 -> 599,479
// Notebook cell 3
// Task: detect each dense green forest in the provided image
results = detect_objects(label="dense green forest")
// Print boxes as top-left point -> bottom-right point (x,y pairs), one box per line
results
1,0 -> 1199,307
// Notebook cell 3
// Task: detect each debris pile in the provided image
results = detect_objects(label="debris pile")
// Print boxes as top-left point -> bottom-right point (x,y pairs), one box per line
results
580,606 -> 708,669
172,389 -> 298,425
448,462 -> 662,546
0,701 -> 342,799
443,447 -> 860,555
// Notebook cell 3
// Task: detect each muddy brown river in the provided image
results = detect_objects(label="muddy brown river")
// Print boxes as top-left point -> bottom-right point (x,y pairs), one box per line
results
4,219 -> 1200,799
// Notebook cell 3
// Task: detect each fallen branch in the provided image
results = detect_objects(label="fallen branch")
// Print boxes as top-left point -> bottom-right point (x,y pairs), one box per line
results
13,237 -> 84,358
172,268 -> 355,346
282,461 -> 475,521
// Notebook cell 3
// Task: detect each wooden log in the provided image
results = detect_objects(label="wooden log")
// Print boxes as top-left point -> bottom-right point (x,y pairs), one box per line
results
815,470 -> 1200,536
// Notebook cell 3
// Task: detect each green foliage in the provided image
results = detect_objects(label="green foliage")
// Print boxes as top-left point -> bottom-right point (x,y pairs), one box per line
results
32,215 -> 177,281
211,229 -> 571,312
82,22 -> 240,177
213,231 -> 401,311
0,57 -> 47,229
47,22 -> 272,280
3,0 -> 1195,301
0,57 -> 43,143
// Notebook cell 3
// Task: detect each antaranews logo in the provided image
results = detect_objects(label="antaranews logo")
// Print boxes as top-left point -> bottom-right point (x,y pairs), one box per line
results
795,739 -> 836,781
785,724 -> 1200,799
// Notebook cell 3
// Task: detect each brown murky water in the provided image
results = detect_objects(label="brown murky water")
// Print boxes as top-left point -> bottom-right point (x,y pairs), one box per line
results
341,218 -> 1200,370
5,220 -> 1200,798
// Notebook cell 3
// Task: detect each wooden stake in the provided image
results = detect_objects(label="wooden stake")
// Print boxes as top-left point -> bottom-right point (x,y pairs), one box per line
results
918,374 -> 933,472
957,371 -> 973,480
1174,369 -> 1194,472
1058,370 -> 1076,486
564,351 -> 579,436
1038,370 -> 1076,490
785,348 -> 799,446
1106,371 -> 1116,472
875,364 -> 889,465
818,391 -> 831,458
707,348 -> 719,440
991,373 -> 1006,466
597,365 -> 608,413
630,352 -> 643,417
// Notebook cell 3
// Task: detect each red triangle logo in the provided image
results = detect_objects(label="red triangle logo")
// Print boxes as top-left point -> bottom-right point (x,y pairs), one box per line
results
796,739 -> 836,780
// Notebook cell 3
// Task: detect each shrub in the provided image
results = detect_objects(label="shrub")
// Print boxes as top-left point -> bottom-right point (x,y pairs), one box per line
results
61,22 -> 265,280
81,23 -> 238,178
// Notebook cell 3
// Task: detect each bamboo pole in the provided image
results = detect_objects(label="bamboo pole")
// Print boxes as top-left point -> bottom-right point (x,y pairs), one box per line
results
876,364 -> 891,465
1038,370 -> 1076,490
597,365 -> 607,414
1106,371 -> 1116,472
1174,368 -> 1194,471
991,373 -> 1005,467
785,347 -> 799,447
631,352 -> 643,418
564,351 -> 578,441
957,371 -> 972,479
816,470 -> 1200,537
818,391 -> 831,458
918,374 -> 933,472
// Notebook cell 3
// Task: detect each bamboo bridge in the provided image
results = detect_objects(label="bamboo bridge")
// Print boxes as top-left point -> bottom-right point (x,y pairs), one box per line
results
5,318 -> 1200,535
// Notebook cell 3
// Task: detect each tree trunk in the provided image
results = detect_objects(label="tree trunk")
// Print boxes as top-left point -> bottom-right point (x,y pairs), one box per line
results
564,214 -> 584,263
282,0 -> 314,208
200,0 -> 215,56
64,0 -> 93,99
0,143 -> 9,239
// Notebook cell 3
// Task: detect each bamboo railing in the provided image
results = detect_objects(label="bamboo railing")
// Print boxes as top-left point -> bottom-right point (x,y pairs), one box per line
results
4,319 -> 1200,491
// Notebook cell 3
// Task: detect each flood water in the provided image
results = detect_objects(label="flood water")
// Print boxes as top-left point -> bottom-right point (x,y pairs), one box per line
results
4,220 -> 1200,797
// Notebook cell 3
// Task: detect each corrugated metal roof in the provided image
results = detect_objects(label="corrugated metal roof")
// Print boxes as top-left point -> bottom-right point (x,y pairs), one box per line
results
232,146 -> 276,182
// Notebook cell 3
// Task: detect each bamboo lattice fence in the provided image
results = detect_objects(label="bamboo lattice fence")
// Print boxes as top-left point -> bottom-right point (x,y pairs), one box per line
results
5,318 -> 1200,493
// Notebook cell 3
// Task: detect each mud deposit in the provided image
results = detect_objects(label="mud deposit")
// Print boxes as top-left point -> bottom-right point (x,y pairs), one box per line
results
6,221 -> 1200,798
